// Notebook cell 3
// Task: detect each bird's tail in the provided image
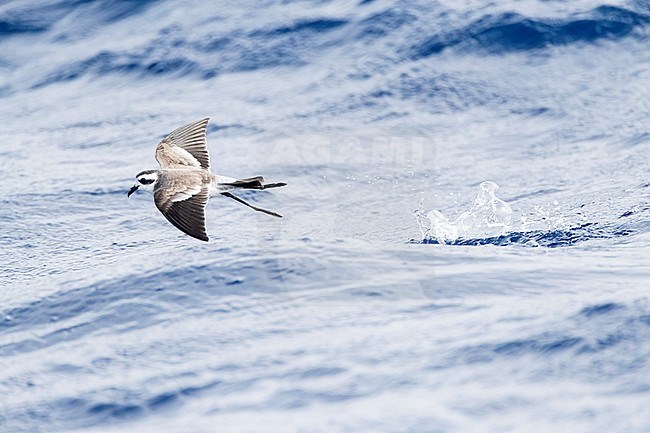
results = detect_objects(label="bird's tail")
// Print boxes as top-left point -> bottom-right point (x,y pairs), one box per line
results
261,182 -> 287,189
221,176 -> 287,190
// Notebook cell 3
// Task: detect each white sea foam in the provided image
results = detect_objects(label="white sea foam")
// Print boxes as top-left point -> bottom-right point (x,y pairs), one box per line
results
416,181 -> 513,243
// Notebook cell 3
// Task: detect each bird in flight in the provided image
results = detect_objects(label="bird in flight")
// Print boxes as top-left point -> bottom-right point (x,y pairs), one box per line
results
128,118 -> 286,241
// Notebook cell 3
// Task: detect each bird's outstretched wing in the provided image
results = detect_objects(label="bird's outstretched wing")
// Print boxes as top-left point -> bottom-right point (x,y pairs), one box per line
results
155,118 -> 211,169
154,174 -> 210,241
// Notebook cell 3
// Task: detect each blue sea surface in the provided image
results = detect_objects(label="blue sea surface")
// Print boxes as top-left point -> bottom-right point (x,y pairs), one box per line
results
1,0 -> 649,432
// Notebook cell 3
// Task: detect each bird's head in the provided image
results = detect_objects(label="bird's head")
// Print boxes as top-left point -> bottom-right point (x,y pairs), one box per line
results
128,170 -> 159,197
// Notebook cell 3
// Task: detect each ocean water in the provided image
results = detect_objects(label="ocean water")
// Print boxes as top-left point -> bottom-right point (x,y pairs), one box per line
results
1,0 -> 649,432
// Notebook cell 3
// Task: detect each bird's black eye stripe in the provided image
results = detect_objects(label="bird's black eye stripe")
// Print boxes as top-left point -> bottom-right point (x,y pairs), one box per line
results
139,178 -> 155,185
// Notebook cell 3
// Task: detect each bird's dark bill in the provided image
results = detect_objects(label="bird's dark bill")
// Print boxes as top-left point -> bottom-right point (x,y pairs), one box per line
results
127,185 -> 139,197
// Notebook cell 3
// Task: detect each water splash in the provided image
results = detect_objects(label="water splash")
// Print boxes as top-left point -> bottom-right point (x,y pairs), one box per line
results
415,181 -> 513,244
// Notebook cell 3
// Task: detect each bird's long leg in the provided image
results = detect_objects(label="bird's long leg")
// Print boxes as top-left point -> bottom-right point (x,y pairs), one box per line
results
221,192 -> 282,218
